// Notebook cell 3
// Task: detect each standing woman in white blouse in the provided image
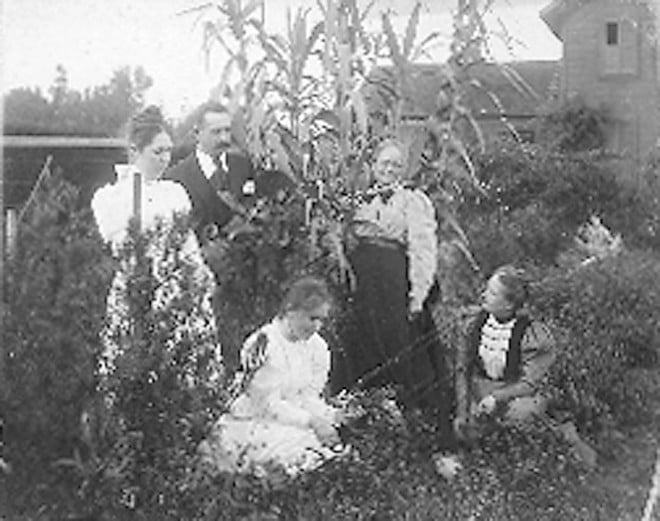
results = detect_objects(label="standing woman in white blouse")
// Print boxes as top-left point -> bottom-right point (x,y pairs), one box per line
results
336,139 -> 448,410
91,106 -> 218,372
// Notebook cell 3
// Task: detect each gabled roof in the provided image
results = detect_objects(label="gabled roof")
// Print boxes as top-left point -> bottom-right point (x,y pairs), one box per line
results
362,60 -> 559,120
540,0 -> 590,39
541,0 -> 654,39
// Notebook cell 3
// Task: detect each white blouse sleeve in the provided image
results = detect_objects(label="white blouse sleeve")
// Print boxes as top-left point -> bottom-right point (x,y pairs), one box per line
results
91,183 -> 130,249
405,189 -> 438,313
306,334 -> 331,396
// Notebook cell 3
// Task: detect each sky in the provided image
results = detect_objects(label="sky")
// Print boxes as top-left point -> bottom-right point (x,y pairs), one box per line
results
1,0 -> 561,121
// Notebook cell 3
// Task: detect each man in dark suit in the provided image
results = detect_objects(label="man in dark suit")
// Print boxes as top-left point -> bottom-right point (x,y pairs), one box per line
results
164,102 -> 257,248
164,102 -> 257,375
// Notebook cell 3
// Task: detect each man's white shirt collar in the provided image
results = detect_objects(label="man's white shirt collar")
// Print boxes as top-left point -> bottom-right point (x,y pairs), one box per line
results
196,147 -> 227,179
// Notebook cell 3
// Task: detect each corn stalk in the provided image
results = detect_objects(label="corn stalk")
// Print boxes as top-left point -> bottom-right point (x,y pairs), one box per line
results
192,0 -> 496,274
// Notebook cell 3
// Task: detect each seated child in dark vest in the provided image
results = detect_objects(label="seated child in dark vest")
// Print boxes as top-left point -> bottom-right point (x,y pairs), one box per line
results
453,265 -> 554,438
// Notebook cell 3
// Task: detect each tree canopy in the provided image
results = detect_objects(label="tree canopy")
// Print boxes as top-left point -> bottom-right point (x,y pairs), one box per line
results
3,65 -> 153,137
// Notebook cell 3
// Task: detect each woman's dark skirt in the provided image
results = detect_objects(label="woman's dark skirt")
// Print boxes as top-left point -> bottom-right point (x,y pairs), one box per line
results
331,240 -> 456,449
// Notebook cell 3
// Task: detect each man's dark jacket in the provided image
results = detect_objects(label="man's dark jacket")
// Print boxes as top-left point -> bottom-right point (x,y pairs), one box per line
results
163,151 -> 255,243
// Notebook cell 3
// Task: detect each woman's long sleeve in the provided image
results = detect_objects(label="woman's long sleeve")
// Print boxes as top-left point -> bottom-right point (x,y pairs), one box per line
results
518,321 -> 555,393
495,321 -> 555,402
91,184 -> 130,248
405,190 -> 438,313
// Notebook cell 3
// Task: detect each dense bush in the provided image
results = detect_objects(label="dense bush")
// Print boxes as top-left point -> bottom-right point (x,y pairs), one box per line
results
3,174 -> 229,519
84,215 -> 230,519
3,173 -> 114,515
532,250 -> 660,435
536,97 -> 608,153
459,142 -> 660,273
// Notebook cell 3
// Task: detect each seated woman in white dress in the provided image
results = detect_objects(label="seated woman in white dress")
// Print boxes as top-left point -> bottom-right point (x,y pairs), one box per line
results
91,106 -> 218,373
199,276 -> 345,477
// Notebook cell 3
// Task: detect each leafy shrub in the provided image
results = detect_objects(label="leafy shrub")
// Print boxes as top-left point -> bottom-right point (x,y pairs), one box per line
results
460,142 -> 660,272
210,193 -> 319,354
3,173 -> 231,519
209,189 -> 352,380
532,250 -> 660,434
3,172 -> 114,516
82,215 -> 230,519
177,389 -> 611,520
536,97 -> 608,153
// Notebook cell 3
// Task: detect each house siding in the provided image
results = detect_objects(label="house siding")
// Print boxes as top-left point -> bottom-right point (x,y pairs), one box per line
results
560,0 -> 659,160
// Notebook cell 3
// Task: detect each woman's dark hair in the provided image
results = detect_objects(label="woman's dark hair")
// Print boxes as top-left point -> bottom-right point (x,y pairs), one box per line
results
278,276 -> 332,316
128,105 -> 167,152
491,265 -> 529,309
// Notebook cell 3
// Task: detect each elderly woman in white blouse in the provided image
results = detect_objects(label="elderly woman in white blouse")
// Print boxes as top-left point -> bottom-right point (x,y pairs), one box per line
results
337,138 -> 448,412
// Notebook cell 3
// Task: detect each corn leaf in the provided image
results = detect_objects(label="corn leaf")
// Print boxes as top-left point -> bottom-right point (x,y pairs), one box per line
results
381,12 -> 403,70
402,2 -> 421,60
243,0 -> 263,20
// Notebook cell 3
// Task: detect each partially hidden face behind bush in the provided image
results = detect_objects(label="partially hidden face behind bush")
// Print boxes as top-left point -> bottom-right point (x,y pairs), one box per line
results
531,250 -> 660,433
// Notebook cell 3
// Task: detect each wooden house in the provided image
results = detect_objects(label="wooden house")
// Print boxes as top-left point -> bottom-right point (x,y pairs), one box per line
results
541,0 -> 660,160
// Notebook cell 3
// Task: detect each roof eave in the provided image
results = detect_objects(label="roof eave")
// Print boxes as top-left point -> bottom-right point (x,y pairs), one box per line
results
540,0 -> 569,40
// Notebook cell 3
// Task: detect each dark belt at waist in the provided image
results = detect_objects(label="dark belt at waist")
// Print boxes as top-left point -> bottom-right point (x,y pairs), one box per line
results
357,235 -> 404,251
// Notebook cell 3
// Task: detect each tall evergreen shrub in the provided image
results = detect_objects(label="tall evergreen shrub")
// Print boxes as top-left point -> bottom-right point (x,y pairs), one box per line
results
3,173 -> 113,512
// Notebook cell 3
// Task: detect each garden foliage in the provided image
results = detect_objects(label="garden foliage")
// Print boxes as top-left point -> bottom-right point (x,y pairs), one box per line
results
458,141 -> 660,274
536,97 -> 608,153
533,251 -> 660,433
6,142 -> 660,521
3,172 -> 114,515
3,173 -> 228,519
5,0 -> 660,518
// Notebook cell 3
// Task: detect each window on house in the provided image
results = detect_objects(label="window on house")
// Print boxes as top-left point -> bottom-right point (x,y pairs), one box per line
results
606,22 -> 618,45
601,19 -> 638,75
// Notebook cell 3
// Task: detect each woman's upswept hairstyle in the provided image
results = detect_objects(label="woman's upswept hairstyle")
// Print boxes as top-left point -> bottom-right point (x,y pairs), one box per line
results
279,276 -> 332,316
128,105 -> 167,152
491,265 -> 529,310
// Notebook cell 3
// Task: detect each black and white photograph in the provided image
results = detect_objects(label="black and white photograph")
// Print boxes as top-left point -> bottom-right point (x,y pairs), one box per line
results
2,0 -> 660,519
